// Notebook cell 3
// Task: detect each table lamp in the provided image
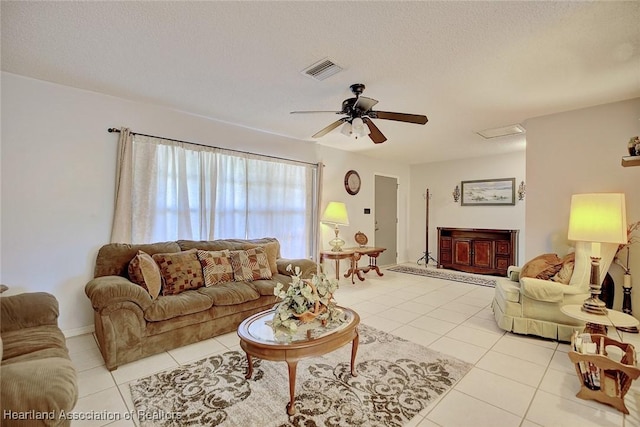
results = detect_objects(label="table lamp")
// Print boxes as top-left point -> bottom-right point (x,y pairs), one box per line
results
568,193 -> 627,315
322,202 -> 350,252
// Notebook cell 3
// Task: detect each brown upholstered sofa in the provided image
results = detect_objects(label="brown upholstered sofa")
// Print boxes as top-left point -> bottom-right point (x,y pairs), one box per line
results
0,292 -> 79,426
85,237 -> 317,371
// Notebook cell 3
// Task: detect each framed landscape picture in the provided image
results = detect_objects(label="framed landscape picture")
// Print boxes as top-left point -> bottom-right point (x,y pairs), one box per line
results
461,178 -> 516,206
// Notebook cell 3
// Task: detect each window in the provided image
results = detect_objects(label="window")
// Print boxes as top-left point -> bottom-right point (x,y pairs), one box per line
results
128,134 -> 318,258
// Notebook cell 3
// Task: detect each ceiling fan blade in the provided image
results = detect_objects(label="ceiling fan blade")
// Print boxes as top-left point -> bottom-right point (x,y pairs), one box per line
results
291,110 -> 341,114
362,117 -> 387,144
354,96 -> 378,113
312,118 -> 348,138
370,110 -> 428,125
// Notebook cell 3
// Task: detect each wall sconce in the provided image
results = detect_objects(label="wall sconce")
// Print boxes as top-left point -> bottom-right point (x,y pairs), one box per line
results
452,185 -> 460,202
518,181 -> 526,201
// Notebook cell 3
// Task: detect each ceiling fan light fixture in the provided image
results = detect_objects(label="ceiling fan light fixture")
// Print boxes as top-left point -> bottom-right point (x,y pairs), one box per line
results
340,122 -> 352,136
352,117 -> 366,135
476,124 -> 526,139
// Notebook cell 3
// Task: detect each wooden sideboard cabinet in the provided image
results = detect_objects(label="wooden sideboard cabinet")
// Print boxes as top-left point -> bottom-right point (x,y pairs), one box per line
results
437,227 -> 518,276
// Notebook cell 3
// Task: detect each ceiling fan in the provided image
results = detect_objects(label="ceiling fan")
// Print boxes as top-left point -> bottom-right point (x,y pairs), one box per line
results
291,83 -> 428,144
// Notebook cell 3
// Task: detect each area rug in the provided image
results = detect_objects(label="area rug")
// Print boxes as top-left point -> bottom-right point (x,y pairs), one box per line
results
129,324 -> 472,427
387,265 -> 497,287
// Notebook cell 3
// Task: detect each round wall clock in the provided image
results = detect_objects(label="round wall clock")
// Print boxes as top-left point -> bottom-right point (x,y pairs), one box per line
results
344,170 -> 361,195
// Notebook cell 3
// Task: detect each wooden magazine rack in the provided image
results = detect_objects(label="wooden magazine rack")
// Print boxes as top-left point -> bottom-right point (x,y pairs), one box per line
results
568,333 -> 640,414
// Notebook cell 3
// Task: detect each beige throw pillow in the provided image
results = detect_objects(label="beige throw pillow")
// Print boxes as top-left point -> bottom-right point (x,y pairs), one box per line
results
152,249 -> 204,296
230,247 -> 272,281
197,249 -> 234,286
128,250 -> 162,299
551,252 -> 576,284
520,253 -> 563,280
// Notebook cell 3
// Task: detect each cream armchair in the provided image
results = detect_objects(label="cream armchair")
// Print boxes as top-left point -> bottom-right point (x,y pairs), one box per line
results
492,241 -> 618,342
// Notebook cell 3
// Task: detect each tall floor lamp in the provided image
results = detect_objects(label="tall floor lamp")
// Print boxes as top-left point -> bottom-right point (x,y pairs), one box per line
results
567,193 -> 627,315
322,202 -> 350,252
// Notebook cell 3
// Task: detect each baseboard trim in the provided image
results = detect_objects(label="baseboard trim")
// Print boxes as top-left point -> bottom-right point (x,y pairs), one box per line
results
63,324 -> 95,338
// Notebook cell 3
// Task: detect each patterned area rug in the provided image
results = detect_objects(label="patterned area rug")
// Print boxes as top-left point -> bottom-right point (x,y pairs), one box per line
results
130,324 -> 472,427
387,265 -> 497,287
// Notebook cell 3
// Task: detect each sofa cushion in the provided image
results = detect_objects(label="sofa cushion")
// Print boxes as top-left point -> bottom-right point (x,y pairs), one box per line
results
551,252 -> 576,284
248,273 -> 292,296
243,241 -> 279,275
1,325 -> 69,363
520,253 -> 563,280
144,291 -> 214,322
94,241 -> 181,278
177,239 -> 245,252
128,250 -> 162,299
495,278 -> 521,304
178,237 -> 281,256
1,357 -> 78,422
197,282 -> 260,306
153,249 -> 205,296
197,249 -> 234,286
1,292 -> 59,333
230,248 -> 272,281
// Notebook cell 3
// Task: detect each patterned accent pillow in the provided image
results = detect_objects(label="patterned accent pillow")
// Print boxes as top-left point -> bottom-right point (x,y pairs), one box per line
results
197,249 -> 234,286
242,242 -> 279,275
230,247 -> 272,282
152,249 -> 204,296
128,250 -> 162,299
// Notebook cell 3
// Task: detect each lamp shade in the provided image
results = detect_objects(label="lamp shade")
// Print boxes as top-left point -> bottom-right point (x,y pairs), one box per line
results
321,202 -> 349,226
568,193 -> 627,245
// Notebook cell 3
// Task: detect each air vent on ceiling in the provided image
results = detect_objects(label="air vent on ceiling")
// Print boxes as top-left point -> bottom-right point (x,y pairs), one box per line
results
476,124 -> 526,139
302,58 -> 343,81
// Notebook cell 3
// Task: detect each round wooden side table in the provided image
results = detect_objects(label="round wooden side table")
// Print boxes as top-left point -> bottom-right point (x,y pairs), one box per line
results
561,304 -> 640,335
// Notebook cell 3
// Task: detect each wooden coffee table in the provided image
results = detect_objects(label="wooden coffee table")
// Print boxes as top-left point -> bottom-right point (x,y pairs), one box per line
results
237,307 -> 360,415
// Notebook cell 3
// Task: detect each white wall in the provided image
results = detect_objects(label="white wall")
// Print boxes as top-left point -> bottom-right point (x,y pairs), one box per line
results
0,72 -> 410,334
317,146 -> 411,273
524,97 -> 640,315
409,152 -> 527,265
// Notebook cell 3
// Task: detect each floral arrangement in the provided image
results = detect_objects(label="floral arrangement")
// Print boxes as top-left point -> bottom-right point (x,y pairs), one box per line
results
272,264 -> 344,332
614,220 -> 639,273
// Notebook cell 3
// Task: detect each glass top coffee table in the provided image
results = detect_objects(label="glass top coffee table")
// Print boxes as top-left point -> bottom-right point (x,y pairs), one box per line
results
237,306 -> 360,415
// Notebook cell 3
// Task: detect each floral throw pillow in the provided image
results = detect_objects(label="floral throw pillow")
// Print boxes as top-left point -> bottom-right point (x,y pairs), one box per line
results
197,249 -> 234,286
152,249 -> 204,296
230,247 -> 272,282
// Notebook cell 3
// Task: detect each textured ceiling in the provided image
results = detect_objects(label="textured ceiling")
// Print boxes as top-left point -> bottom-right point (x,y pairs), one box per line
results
2,1 -> 639,164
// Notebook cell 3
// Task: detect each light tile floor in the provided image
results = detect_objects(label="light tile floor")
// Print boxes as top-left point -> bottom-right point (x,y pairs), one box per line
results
67,264 -> 640,426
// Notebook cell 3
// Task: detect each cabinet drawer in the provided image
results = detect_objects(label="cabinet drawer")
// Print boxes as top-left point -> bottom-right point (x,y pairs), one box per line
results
495,257 -> 510,271
496,240 -> 511,255
441,237 -> 452,249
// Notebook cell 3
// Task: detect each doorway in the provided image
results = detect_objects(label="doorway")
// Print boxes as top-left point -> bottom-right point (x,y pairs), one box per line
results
374,175 -> 398,266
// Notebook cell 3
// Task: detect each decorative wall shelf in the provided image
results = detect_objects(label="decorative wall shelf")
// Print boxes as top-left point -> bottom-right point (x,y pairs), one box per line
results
622,156 -> 640,167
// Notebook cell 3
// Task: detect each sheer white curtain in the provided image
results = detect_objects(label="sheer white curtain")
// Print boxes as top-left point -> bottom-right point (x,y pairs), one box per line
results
110,128 -> 134,243
111,133 -> 319,258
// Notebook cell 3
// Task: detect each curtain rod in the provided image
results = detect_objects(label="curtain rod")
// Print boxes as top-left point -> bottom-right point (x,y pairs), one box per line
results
107,127 -> 320,167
